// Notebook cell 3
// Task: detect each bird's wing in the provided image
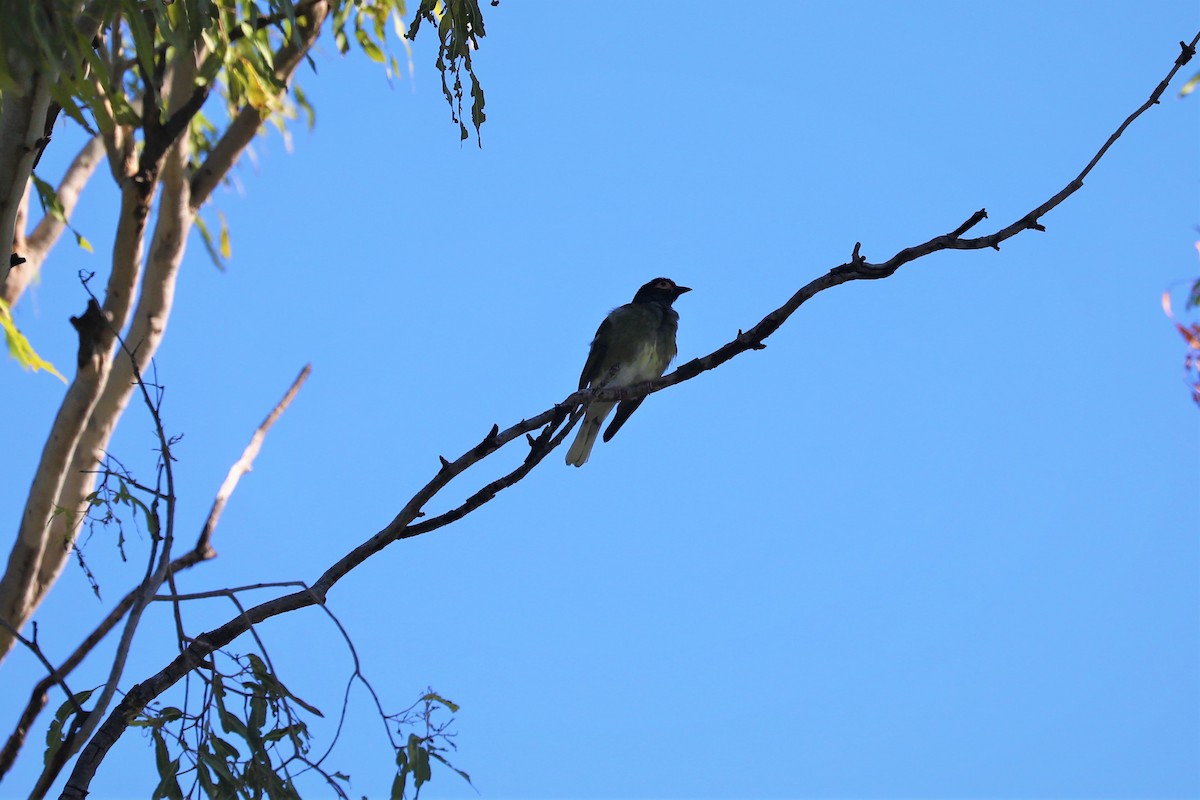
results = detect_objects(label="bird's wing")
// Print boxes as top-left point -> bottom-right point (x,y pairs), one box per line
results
601,397 -> 645,443
579,316 -> 613,390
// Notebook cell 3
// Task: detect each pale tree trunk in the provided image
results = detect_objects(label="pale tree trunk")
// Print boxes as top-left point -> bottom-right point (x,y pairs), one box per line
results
33,81 -> 196,622
0,75 -> 54,286
0,171 -> 152,662
3,134 -> 107,307
0,0 -> 331,664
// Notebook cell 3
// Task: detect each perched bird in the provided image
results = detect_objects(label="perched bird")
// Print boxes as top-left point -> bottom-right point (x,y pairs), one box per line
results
565,277 -> 691,467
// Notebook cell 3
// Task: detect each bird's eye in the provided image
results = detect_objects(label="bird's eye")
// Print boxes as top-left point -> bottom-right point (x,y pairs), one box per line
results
657,280 -> 671,288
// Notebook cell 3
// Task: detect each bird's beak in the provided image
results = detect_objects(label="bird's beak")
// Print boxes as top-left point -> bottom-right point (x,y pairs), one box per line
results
675,285 -> 692,295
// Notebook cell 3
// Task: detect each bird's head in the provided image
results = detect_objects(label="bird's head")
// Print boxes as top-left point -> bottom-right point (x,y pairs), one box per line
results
632,277 -> 692,305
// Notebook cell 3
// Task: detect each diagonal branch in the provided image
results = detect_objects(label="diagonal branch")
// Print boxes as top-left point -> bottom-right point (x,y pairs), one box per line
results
199,363 -> 313,559
590,32 -> 1200,405
59,30 -> 1199,799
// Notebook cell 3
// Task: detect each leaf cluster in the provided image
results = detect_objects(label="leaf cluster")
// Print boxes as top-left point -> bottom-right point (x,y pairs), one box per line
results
407,0 -> 488,143
133,650 -> 321,799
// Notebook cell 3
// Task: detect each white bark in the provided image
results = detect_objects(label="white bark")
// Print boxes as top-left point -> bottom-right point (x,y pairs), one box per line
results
0,76 -> 53,288
31,54 -> 200,623
0,178 -> 148,662
3,135 -> 106,307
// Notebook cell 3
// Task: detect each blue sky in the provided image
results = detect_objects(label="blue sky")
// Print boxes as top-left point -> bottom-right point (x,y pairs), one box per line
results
2,2 -> 1198,798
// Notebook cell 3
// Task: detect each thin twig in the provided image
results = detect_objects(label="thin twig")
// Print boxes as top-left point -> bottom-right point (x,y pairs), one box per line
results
0,621 -> 84,722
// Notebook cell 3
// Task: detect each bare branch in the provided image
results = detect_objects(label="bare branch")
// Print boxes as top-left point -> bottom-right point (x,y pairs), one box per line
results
154,582 -> 310,603
589,31 -> 1200,405
0,621 -> 84,723
198,364 -> 312,557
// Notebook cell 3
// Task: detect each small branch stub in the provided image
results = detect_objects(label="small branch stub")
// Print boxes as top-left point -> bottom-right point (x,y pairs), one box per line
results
948,209 -> 988,239
69,298 -> 109,369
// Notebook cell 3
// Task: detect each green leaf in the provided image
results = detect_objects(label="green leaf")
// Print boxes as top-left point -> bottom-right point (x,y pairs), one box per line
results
213,675 -> 252,742
356,27 -> 386,63
391,768 -> 407,800
152,727 -> 171,776
44,689 -> 94,768
262,722 -> 306,744
150,729 -> 183,800
210,734 -> 242,761
199,741 -> 240,788
413,744 -> 431,789
218,213 -> 232,259
195,755 -> 218,798
124,2 -> 160,92
31,173 -> 66,223
249,693 -> 267,732
193,213 -> 228,270
158,706 -> 184,723
1180,70 -> 1200,98
293,84 -> 316,129
428,750 -> 472,784
421,692 -> 459,713
45,83 -> 98,136
1,298 -> 66,382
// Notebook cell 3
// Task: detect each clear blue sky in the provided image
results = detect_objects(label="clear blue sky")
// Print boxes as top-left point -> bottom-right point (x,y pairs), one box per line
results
3,3 -> 1198,798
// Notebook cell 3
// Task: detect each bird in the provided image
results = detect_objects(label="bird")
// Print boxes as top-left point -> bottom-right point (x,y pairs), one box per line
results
565,277 -> 691,467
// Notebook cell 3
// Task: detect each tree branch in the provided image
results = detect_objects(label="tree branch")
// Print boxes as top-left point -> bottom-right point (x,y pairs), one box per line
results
0,4 -> 108,288
30,328 -> 181,800
0,74 -> 54,288
4,135 -> 107,308
588,32 -> 1200,405
189,1 -> 330,209
58,29 -> 1199,800
198,364 -> 312,557
30,49 -> 201,622
0,53 -> 165,662
0,366 -> 310,780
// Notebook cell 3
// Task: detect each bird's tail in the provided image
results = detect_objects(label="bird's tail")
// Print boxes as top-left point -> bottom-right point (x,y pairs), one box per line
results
565,402 -> 613,467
